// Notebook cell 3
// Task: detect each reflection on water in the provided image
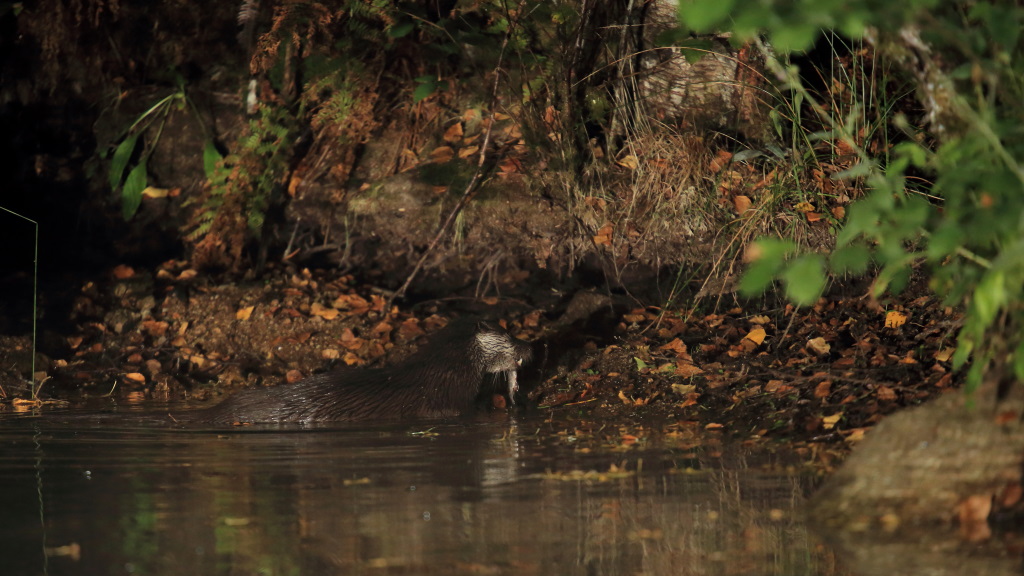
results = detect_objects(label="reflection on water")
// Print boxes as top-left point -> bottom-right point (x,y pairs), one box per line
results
0,409 -> 844,576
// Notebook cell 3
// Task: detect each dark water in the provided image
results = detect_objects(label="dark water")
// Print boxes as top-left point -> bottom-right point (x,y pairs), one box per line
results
0,408 -> 844,576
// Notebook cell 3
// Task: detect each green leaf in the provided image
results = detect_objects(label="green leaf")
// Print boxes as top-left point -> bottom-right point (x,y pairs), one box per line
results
926,224 -> 963,261
122,162 -> 147,221
738,239 -> 797,296
972,270 -> 1005,327
109,134 -> 140,190
389,21 -> 415,39
413,79 -> 439,103
678,0 -> 736,31
771,22 -> 820,54
781,254 -> 826,306
203,140 -> 223,179
633,357 -> 649,370
830,244 -> 872,275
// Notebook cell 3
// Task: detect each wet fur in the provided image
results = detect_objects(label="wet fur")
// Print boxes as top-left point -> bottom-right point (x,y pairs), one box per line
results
194,321 -> 531,425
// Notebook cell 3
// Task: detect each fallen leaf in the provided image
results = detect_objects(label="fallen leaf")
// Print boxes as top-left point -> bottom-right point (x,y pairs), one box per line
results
672,383 -> 697,395
675,363 -> 704,377
814,380 -> 832,399
236,306 -> 255,321
957,494 -> 993,542
794,201 -> 815,212
744,327 -> 766,346
141,186 -> 170,198
430,146 -> 454,163
616,154 -> 639,170
884,310 -> 907,328
733,195 -> 752,215
822,412 -> 843,429
311,302 -> 339,320
876,385 -> 897,401
935,347 -> 955,362
443,122 -> 463,143
709,150 -> 732,173
124,372 -> 146,383
806,337 -> 831,355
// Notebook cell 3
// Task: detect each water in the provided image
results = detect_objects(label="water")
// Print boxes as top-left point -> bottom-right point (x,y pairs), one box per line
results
0,409 -> 843,576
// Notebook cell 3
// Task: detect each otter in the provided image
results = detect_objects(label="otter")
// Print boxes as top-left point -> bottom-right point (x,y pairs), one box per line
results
191,320 -> 532,425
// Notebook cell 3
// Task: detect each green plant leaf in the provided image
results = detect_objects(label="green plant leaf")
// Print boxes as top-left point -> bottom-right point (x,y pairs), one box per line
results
830,244 -> 871,275
972,270 -> 1006,328
771,22 -> 820,53
738,239 -> 796,296
109,134 -> 140,190
389,21 -> 416,39
122,162 -> 147,221
678,0 -> 737,31
203,140 -> 222,179
413,79 -> 437,103
781,254 -> 826,306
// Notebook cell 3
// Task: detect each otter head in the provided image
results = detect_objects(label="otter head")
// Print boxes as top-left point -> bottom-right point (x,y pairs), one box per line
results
472,322 -> 532,403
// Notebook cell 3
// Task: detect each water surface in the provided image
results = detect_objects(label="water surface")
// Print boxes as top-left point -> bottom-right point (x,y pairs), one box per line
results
0,408 -> 843,575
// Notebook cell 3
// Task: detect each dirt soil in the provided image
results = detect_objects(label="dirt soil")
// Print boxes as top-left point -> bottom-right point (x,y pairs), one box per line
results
1,260 -> 960,450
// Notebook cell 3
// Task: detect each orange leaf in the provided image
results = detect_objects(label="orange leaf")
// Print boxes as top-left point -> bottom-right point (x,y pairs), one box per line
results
675,363 -> 703,377
709,150 -> 732,173
743,327 -> 766,345
822,413 -> 843,429
443,122 -> 464,143
616,154 -> 639,170
236,305 -> 255,321
311,302 -> 339,320
733,195 -> 752,215
430,146 -> 455,163
884,310 -> 907,328
814,380 -> 832,398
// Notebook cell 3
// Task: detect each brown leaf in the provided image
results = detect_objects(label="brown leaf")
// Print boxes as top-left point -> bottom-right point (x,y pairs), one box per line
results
822,413 -> 843,429
675,363 -> 704,377
744,327 -> 766,346
957,494 -> 993,542
806,337 -> 831,356
235,306 -> 255,321
876,385 -> 897,401
884,310 -> 907,328
814,380 -> 832,399
443,122 -> 464,143
709,150 -> 732,173
112,265 -> 135,279
310,302 -> 339,320
430,146 -> 455,163
733,195 -> 752,215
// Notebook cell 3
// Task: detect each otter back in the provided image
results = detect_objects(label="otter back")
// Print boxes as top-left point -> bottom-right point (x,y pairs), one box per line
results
192,320 -> 531,425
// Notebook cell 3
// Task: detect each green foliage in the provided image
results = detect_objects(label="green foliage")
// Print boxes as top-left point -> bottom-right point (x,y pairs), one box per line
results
190,106 -> 297,241
106,88 -> 189,220
687,0 -> 1024,389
